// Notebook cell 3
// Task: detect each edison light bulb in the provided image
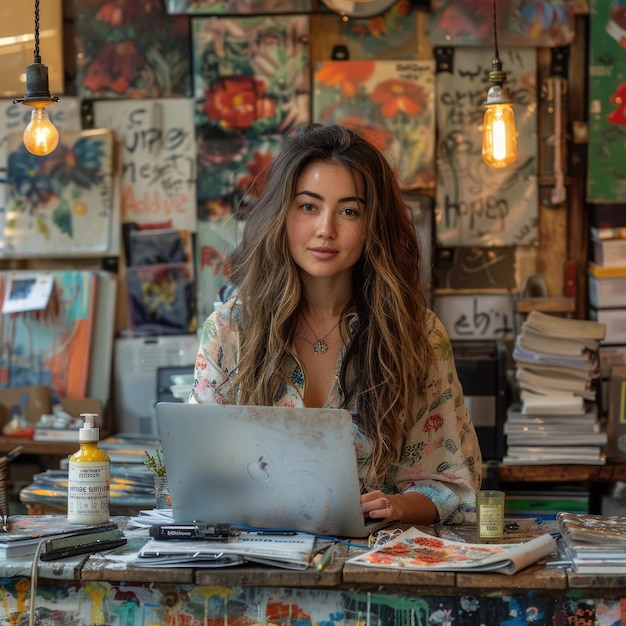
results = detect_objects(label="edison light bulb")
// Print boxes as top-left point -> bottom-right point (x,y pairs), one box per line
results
23,103 -> 59,156
482,87 -> 517,168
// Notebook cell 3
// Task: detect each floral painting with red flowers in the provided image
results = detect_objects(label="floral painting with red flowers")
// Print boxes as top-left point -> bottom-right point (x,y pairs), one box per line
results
313,60 -> 435,190
192,15 -> 309,311
5,129 -> 116,257
72,0 -> 191,98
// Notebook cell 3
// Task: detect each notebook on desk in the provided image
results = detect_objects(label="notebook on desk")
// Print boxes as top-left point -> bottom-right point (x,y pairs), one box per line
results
155,403 -> 389,537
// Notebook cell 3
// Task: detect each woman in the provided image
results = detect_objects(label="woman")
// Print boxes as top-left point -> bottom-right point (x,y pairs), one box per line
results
190,124 -> 482,526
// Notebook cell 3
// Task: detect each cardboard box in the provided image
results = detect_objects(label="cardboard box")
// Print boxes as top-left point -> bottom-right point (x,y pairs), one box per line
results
0,386 -> 103,431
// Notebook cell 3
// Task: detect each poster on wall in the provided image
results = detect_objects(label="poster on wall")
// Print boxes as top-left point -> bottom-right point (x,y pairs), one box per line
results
93,99 -> 197,232
4,129 -> 117,257
72,0 -> 191,98
435,47 -> 538,247
428,0 -> 574,48
313,60 -> 436,190
587,0 -> 626,203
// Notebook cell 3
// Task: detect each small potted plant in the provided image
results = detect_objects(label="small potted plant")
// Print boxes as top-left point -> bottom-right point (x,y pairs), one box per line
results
144,449 -> 170,509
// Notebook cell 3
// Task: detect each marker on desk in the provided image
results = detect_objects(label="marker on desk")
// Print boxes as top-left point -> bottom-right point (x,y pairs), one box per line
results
150,523 -> 231,540
314,544 -> 337,572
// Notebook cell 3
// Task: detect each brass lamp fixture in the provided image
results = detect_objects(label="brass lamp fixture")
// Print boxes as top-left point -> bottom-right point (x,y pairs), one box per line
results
482,0 -> 517,168
13,0 -> 60,157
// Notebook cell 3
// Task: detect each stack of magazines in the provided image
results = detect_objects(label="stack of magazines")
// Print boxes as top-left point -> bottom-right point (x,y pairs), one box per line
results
504,311 -> 608,465
556,511 -> 626,574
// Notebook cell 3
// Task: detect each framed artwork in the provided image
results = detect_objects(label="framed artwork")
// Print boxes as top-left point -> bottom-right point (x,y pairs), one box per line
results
428,0 -> 574,48
72,0 -> 191,98
313,59 -> 436,190
434,47 -> 538,247
5,129 -> 117,257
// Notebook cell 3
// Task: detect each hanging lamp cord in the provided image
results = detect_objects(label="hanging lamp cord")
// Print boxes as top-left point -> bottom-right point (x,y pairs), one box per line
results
34,0 -> 41,64
491,0 -> 499,58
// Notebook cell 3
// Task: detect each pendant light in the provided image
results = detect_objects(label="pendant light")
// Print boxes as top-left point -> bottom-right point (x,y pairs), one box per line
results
13,0 -> 60,157
482,0 -> 517,168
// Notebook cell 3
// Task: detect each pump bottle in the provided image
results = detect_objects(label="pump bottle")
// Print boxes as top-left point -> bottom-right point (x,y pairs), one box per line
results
67,413 -> 110,524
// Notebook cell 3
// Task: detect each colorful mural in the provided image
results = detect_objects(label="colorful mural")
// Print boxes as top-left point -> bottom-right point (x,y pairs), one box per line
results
0,580 -> 623,626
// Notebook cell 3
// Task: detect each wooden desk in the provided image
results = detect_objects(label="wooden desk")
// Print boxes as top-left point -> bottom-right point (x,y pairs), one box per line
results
0,519 -> 624,625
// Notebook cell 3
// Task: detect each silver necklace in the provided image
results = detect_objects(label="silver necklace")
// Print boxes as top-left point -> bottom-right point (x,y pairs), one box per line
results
301,315 -> 341,355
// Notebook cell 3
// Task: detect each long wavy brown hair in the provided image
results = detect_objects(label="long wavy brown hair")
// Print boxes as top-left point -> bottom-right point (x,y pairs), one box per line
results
228,124 -> 433,487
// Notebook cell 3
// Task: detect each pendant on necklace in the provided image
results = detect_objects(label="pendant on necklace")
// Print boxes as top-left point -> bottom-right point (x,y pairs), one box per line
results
313,338 -> 329,355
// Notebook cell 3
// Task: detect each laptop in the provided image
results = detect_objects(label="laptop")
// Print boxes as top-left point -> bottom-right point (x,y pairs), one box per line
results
155,403 -> 389,537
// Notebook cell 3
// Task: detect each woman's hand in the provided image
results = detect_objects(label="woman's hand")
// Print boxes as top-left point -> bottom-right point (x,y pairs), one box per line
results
361,490 -> 438,525
361,490 -> 399,521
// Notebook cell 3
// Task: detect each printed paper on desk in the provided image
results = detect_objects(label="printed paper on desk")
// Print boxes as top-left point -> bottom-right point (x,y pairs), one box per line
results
347,527 -> 558,575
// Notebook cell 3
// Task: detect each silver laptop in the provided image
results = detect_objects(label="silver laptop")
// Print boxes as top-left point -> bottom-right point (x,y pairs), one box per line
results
155,403 -> 388,537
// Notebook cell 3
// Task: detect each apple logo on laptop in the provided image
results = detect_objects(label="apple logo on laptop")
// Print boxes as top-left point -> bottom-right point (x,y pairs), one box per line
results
247,456 -> 270,483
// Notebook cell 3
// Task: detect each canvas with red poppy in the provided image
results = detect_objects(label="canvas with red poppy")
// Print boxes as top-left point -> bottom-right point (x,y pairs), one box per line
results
313,59 -> 436,190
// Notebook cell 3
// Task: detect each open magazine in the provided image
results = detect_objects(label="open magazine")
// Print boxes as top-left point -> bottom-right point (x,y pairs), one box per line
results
347,527 -> 558,575
133,531 -> 317,570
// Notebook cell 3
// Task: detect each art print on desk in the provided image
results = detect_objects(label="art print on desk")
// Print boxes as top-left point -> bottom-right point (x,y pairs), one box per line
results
435,47 -> 538,247
165,0 -> 311,13
192,15 -> 309,208
72,0 -> 191,98
93,99 -> 197,232
5,129 -> 115,257
313,60 -> 435,190
0,270 -> 97,399
428,0 -> 574,48
587,0 -> 626,202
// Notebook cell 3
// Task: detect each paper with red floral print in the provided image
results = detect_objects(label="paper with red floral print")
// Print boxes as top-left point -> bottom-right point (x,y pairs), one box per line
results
347,527 -> 557,575
313,60 -> 436,190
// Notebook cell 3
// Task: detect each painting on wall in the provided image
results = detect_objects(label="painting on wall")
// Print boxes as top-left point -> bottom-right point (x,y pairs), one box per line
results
587,0 -> 626,202
191,14 -> 309,312
192,14 -> 309,208
166,0 -> 311,13
428,0 -> 575,48
313,60 -> 436,190
72,0 -> 191,98
4,129 -> 117,257
435,47 -> 538,247
93,99 -> 197,232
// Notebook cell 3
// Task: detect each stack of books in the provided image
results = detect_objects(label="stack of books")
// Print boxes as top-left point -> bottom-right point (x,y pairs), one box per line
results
557,511 -> 626,574
505,311 -> 608,465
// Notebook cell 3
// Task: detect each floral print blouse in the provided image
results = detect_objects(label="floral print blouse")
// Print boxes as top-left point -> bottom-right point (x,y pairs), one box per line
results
190,300 -> 482,525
